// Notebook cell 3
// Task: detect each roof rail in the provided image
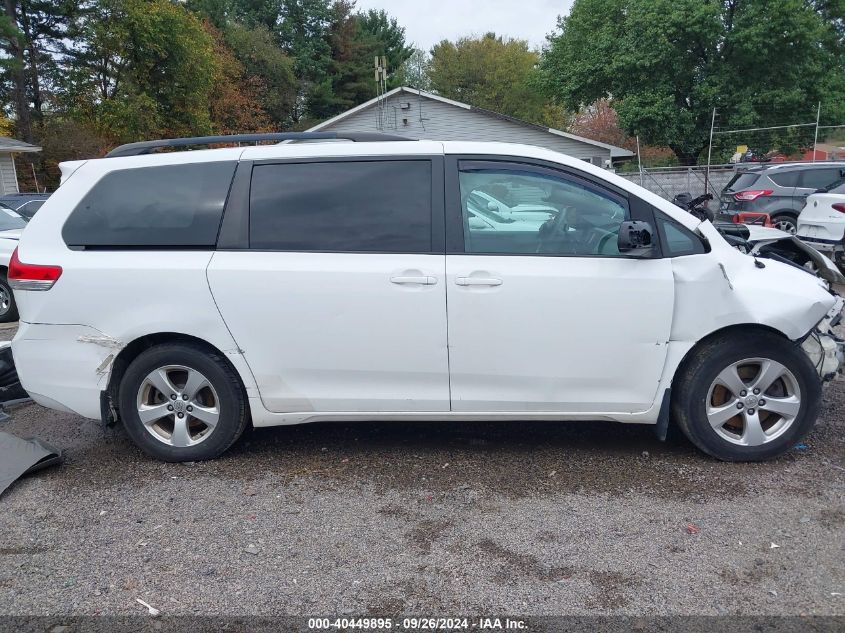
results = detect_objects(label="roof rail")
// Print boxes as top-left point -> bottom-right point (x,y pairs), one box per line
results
105,132 -> 414,158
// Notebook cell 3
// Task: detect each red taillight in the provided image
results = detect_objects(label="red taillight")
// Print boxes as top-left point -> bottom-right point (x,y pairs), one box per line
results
8,247 -> 62,291
734,189 -> 773,201
832,203 -> 845,214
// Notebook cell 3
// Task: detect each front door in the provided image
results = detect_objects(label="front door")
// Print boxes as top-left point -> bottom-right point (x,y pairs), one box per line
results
208,157 -> 450,413
445,159 -> 675,413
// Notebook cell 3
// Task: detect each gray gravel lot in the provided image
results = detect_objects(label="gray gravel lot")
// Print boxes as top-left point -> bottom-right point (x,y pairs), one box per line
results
0,321 -> 843,618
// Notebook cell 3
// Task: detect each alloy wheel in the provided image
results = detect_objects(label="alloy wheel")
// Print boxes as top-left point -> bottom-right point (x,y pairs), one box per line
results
136,365 -> 220,447
706,358 -> 801,446
0,286 -> 9,316
773,218 -> 797,234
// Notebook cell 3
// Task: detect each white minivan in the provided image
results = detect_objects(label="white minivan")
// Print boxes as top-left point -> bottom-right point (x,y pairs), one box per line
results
9,133 -> 845,462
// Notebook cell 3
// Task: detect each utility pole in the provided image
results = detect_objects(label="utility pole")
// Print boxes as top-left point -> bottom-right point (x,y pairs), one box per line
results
812,102 -> 821,163
705,107 -> 716,196
636,135 -> 643,186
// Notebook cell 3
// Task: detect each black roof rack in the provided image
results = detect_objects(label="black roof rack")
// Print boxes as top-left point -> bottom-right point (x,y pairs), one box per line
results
105,132 -> 414,158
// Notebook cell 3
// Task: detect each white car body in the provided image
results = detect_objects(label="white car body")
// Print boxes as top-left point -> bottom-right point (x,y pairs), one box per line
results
797,186 -> 845,262
0,228 -> 22,267
9,140 -> 842,437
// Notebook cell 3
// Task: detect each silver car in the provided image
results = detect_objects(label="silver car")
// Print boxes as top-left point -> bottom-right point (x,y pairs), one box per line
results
718,163 -> 845,233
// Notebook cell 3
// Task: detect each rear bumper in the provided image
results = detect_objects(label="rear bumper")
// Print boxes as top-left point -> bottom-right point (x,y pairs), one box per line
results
11,322 -> 118,420
797,235 -> 844,259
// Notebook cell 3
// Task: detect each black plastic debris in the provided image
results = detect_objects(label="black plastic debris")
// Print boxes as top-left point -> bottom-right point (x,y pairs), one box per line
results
0,431 -> 62,497
0,344 -> 27,404
0,342 -> 61,496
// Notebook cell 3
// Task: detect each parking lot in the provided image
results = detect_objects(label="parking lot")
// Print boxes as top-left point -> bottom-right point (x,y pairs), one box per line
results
0,322 -> 843,618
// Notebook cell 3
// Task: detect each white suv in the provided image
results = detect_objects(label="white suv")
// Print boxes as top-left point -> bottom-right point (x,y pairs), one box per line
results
9,133 -> 845,462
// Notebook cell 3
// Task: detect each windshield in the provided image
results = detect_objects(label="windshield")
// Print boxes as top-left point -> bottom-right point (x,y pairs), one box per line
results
0,205 -> 28,231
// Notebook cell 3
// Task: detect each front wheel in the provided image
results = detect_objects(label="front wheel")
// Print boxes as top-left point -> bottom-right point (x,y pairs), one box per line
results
672,331 -> 821,461
118,342 -> 249,462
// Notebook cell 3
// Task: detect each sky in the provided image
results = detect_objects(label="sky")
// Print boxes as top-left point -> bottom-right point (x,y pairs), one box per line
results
354,0 -> 575,52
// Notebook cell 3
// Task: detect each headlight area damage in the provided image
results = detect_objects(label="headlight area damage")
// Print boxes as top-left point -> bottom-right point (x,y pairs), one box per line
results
714,222 -> 845,381
801,296 -> 845,382
745,232 -> 845,381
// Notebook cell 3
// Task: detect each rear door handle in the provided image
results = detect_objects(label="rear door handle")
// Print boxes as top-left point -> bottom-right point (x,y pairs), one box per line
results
455,277 -> 503,287
390,276 -> 437,285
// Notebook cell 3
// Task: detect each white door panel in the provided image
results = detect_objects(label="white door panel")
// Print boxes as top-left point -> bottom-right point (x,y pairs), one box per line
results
446,255 -> 674,412
208,252 -> 449,412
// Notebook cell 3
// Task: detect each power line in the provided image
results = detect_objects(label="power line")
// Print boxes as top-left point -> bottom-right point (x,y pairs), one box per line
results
713,122 -> 817,135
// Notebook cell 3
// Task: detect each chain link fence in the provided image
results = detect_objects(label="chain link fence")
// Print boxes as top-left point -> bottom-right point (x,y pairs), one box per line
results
616,165 -> 736,202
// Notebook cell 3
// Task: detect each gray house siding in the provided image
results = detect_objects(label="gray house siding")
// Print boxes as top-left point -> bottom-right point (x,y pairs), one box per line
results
321,92 -> 612,163
0,154 -> 17,194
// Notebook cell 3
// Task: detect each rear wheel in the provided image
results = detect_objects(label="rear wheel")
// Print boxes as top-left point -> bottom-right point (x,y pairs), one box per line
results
771,213 -> 797,234
672,331 -> 821,461
0,273 -> 18,323
118,342 -> 249,462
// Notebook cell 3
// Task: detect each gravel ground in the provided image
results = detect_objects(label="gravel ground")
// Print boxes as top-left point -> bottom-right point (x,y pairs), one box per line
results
0,322 -> 843,618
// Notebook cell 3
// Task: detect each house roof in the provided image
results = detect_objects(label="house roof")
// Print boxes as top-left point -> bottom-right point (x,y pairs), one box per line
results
307,87 -> 634,158
0,137 -> 41,153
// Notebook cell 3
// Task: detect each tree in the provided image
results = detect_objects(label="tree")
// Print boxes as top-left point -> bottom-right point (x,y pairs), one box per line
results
569,99 -> 629,149
357,8 -> 412,82
205,21 -> 273,134
0,0 -> 79,140
541,0 -> 845,165
428,33 -> 549,125
62,0 -> 218,143
306,0 -> 378,119
277,0 -> 333,120
224,21 -> 297,127
395,48 -> 431,91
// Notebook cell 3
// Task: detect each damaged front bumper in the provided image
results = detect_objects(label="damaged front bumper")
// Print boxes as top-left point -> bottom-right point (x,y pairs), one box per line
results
801,296 -> 845,381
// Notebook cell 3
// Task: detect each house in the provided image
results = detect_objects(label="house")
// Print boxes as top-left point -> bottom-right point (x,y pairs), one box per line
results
0,137 -> 41,194
307,87 -> 633,167
803,143 -> 845,162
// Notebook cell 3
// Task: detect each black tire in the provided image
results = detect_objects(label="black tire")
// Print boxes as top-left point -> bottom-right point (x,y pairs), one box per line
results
671,330 -> 821,461
118,342 -> 249,462
0,273 -> 18,323
770,213 -> 797,234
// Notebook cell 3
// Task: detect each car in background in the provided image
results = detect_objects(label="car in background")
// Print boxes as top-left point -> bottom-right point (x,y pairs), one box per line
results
797,177 -> 845,268
0,205 -> 28,322
717,163 -> 845,234
0,193 -> 50,219
468,190 -> 558,223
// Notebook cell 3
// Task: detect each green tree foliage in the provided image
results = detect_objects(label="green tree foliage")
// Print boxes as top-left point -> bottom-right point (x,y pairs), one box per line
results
0,0 -> 80,141
278,0 -> 333,120
224,22 -> 297,127
428,33 -> 549,125
357,8 -> 412,81
395,48 -> 432,91
307,0 -> 376,120
62,0 -> 218,142
541,0 -> 845,165
300,2 -> 413,122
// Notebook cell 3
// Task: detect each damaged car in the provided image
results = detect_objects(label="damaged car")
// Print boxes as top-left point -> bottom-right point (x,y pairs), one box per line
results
8,132 -> 845,462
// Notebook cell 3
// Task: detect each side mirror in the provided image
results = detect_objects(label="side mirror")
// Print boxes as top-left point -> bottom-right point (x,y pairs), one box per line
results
487,201 -> 499,212
618,220 -> 655,258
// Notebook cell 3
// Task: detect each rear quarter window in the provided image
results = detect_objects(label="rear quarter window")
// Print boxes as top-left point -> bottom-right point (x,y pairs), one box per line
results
62,161 -> 237,248
768,171 -> 800,187
725,172 -> 759,191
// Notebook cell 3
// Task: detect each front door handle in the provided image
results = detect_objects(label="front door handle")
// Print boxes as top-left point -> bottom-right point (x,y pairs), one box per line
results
455,277 -> 503,287
390,275 -> 437,285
